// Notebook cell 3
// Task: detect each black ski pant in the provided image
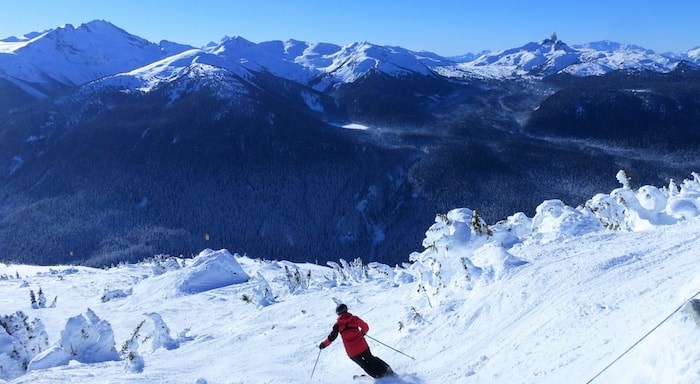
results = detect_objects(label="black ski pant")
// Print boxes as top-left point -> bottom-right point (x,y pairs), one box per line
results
350,347 -> 392,378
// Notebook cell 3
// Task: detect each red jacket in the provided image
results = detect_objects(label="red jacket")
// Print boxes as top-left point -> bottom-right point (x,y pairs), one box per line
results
321,312 -> 369,357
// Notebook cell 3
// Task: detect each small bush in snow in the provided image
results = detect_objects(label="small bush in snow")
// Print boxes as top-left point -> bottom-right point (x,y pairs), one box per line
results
283,265 -> 311,294
327,258 -> 368,285
251,272 -> 275,307
120,320 -> 145,373
149,254 -> 182,276
101,288 -> 132,303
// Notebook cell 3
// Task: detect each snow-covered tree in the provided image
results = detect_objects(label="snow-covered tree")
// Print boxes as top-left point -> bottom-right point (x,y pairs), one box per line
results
251,272 -> 275,307
282,264 -> 311,294
0,311 -> 49,380
120,320 -> 145,373
616,169 -> 632,189
28,308 -> 120,372
37,287 -> 47,309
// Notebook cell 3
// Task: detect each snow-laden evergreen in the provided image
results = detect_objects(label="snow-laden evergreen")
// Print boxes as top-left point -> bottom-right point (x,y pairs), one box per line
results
0,172 -> 699,383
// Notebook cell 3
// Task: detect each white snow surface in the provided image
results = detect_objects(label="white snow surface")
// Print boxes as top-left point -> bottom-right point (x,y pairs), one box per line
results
1,173 -> 700,383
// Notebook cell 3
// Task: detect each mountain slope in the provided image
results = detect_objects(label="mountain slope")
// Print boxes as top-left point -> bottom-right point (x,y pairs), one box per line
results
436,35 -> 681,79
1,175 -> 699,383
525,64 -> 700,148
0,20 -> 189,100
1,21 -> 700,268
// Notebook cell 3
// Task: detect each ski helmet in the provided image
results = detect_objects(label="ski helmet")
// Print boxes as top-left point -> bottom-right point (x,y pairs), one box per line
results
336,303 -> 348,315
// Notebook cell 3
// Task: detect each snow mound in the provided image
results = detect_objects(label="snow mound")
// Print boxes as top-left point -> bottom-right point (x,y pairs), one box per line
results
531,199 -> 602,243
135,249 -> 250,297
178,249 -> 250,293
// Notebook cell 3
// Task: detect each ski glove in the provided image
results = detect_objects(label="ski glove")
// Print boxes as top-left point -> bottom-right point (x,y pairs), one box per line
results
319,342 -> 326,350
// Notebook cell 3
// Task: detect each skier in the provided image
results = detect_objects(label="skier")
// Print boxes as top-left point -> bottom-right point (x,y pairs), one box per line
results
319,303 -> 394,378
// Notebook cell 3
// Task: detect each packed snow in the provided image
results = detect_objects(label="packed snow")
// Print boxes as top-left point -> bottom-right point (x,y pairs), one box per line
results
0,171 -> 699,383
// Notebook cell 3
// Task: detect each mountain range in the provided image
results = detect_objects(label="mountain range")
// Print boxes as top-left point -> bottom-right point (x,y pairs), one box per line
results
2,23 -> 699,97
1,20 -> 700,266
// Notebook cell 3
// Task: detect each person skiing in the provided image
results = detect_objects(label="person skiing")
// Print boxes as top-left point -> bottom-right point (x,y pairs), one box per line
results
319,303 -> 393,378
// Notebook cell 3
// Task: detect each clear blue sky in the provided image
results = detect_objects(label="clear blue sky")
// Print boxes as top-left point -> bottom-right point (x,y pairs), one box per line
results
1,0 -> 698,55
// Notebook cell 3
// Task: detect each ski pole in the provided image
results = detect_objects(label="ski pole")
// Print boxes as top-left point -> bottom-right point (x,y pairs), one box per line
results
310,348 -> 322,380
365,334 -> 415,360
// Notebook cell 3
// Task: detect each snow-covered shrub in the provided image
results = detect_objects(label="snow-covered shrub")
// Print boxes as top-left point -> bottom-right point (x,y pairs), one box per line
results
150,254 -> 182,276
250,272 -> 275,307
327,258 -> 369,285
29,287 -> 52,309
282,264 -> 311,294
666,173 -> 700,220
532,199 -> 602,240
408,207 -> 534,297
138,313 -> 179,353
101,288 -> 132,302
398,306 -> 425,332
409,209 -> 493,293
28,308 -> 120,372
0,311 -> 49,380
616,169 -> 632,189
407,172 -> 700,300
119,312 -> 179,373
586,176 -> 680,231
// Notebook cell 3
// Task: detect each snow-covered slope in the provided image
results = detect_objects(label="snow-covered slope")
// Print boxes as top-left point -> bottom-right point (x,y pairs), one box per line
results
565,40 -> 676,76
1,172 -> 699,383
465,35 -> 579,76
93,48 -> 251,96
203,38 -> 448,89
317,42 -> 449,85
437,35 -> 681,79
687,46 -> 700,64
205,36 -> 339,83
87,36 -> 452,95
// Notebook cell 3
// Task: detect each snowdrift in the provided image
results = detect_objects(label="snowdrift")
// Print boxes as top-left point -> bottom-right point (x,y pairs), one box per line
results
134,248 -> 250,297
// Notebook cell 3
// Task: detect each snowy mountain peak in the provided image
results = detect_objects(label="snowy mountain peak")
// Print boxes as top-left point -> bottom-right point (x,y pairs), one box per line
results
688,46 -> 700,61
3,20 -> 700,99
575,40 -> 655,54
455,35 -> 579,77
540,32 -> 563,50
216,35 -> 255,50
314,41 -> 444,87
0,20 -> 172,93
